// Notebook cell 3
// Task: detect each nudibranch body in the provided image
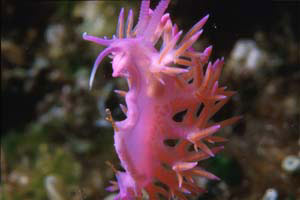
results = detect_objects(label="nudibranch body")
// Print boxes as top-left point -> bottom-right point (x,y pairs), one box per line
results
83,0 -> 240,199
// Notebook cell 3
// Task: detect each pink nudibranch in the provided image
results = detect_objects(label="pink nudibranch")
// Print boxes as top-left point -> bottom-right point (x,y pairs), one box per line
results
83,0 -> 239,199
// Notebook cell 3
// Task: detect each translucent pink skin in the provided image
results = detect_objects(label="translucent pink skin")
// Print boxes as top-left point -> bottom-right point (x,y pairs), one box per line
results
83,0 -> 239,199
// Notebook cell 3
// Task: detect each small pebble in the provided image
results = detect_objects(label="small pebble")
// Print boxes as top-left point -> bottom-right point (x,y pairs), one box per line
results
262,188 -> 278,200
282,155 -> 300,173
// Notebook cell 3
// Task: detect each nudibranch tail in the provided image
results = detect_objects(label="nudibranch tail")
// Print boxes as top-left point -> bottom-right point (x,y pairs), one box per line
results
84,0 -> 239,199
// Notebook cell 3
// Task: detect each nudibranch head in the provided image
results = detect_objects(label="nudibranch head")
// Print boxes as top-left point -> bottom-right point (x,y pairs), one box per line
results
83,0 -> 205,89
84,0 -> 240,199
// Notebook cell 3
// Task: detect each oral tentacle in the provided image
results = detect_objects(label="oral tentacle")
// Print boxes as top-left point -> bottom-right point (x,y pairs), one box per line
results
89,47 -> 120,89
